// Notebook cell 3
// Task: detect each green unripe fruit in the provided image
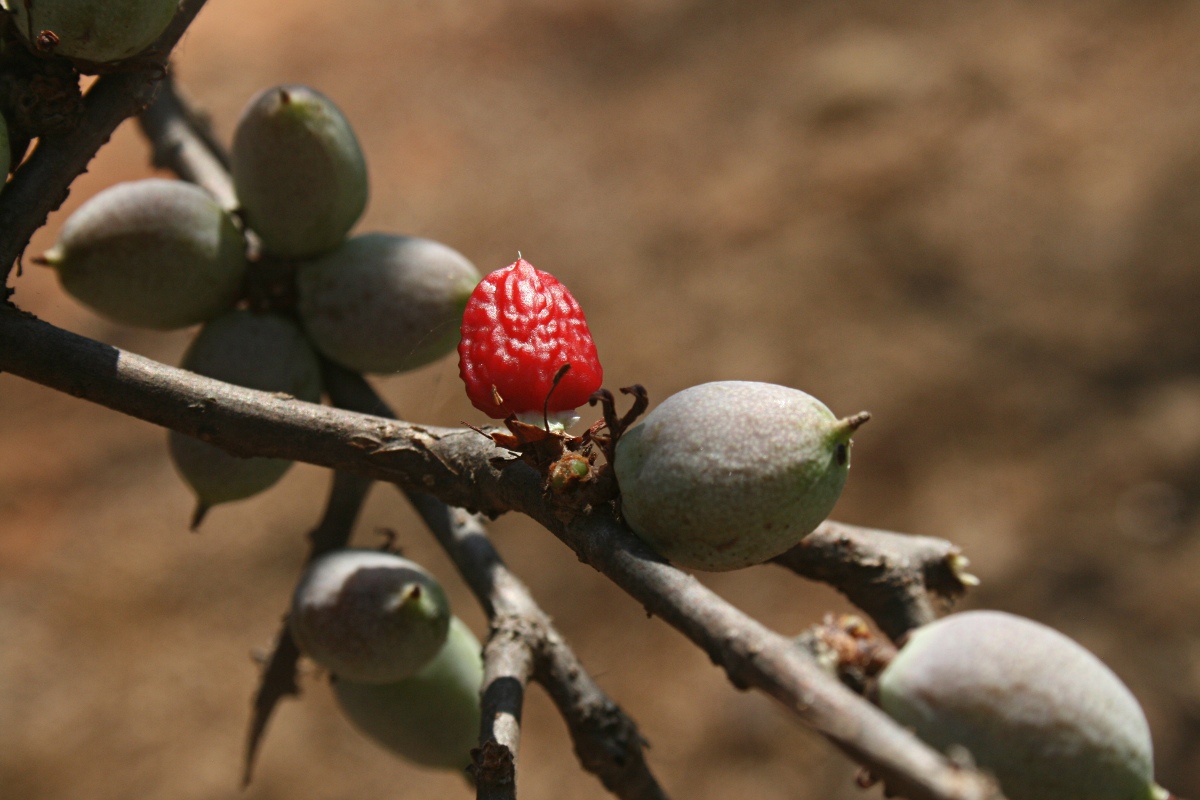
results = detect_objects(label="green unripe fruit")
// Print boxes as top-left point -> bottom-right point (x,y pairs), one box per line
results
296,233 -> 480,374
231,85 -> 368,258
878,610 -> 1166,800
40,179 -> 247,330
290,549 -> 452,684
333,616 -> 482,770
3,0 -> 179,64
168,311 -> 322,526
613,381 -> 868,571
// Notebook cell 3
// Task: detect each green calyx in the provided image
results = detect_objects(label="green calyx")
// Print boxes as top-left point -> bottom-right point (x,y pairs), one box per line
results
549,453 -> 592,493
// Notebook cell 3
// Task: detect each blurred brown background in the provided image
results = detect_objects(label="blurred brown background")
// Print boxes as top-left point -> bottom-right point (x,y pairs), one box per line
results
3,0 -> 1200,797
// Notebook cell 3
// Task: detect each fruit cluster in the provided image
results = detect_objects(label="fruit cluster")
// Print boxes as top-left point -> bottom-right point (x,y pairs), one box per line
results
26,76 -> 487,770
39,84 -> 481,525
291,549 -> 483,770
12,19 -> 1171,793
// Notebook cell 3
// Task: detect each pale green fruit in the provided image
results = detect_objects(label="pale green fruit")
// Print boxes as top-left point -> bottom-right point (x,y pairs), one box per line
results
290,549 -> 452,684
4,0 -> 178,64
878,610 -> 1165,800
613,381 -> 868,571
296,233 -> 480,374
40,179 -> 247,330
334,616 -> 482,770
231,85 -> 368,258
168,311 -> 322,526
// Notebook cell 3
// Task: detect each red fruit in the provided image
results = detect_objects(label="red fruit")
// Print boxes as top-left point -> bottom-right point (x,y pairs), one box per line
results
458,258 -> 602,423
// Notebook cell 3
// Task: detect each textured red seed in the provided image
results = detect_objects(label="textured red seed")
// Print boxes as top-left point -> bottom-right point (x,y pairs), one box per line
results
458,258 -> 602,420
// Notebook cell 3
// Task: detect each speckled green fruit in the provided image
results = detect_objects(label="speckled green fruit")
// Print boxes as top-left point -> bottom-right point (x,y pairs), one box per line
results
168,311 -> 322,526
613,381 -> 869,571
878,611 -> 1166,800
3,0 -> 178,64
231,85 -> 367,258
296,233 -> 480,374
333,616 -> 482,770
40,179 -> 246,329
290,549 -> 452,684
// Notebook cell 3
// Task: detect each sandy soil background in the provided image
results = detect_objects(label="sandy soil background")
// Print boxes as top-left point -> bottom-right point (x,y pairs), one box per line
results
3,1 -> 1200,798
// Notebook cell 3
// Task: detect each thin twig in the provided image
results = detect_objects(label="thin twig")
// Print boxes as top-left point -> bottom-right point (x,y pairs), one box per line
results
0,0 -> 210,287
138,73 -> 237,210
0,307 -> 1006,800
773,520 -> 978,642
474,612 -> 532,800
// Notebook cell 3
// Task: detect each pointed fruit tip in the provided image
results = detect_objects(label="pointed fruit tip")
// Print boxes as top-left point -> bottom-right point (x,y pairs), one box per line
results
833,411 -> 871,439
33,247 -> 63,268
189,502 -> 211,530
386,581 -> 434,616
